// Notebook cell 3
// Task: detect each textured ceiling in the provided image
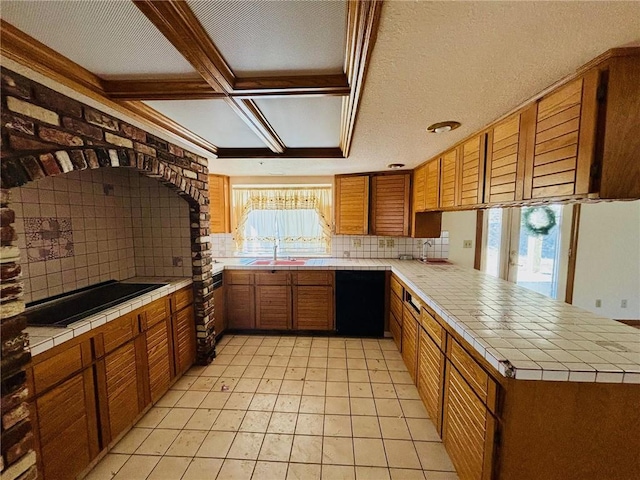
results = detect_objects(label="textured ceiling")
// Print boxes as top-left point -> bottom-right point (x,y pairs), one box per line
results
212,1 -> 640,176
255,97 -> 342,148
187,0 -> 347,76
1,0 -> 196,78
144,100 -> 265,148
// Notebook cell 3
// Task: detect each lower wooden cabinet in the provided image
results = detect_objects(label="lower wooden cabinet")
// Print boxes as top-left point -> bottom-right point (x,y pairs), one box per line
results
443,366 -> 496,480
417,327 -> 445,435
145,318 -> 173,403
172,305 -> 196,376
213,285 -> 226,335
401,307 -> 419,382
227,284 -> 255,329
256,285 -> 291,329
293,285 -> 334,330
390,310 -> 402,351
34,369 -> 99,480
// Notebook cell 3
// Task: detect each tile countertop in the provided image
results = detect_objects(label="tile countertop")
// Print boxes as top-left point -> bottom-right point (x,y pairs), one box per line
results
26,277 -> 192,357
214,257 -> 640,384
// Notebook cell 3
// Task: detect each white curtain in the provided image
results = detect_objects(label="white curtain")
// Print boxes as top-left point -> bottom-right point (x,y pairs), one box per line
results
232,187 -> 332,256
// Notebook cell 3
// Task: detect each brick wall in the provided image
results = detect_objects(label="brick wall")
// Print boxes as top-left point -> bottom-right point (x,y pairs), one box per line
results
0,69 -> 215,477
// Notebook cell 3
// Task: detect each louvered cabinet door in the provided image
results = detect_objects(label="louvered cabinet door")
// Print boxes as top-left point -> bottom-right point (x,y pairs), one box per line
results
439,149 -> 459,208
36,371 -> 99,480
335,175 -> 369,235
401,309 -> 419,382
371,173 -> 411,236
443,366 -> 496,480
390,310 -> 402,351
413,164 -> 427,212
293,286 -> 333,330
227,285 -> 255,329
173,306 -> 196,375
526,78 -> 586,199
424,159 -> 441,210
255,285 -> 291,330
486,113 -> 523,203
209,174 -> 230,233
460,135 -> 485,206
104,342 -> 142,441
146,319 -> 172,403
417,329 -> 445,435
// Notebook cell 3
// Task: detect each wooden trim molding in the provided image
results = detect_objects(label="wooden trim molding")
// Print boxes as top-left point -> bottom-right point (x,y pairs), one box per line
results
0,19 -> 218,156
233,74 -> 350,97
216,147 -> 344,159
564,203 -> 581,304
474,210 -> 484,270
340,0 -> 383,156
103,78 -> 226,100
225,99 -> 286,154
132,0 -> 233,92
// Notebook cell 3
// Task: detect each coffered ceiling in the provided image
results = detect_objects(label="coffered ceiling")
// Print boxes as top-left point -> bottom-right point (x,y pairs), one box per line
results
1,1 -> 639,177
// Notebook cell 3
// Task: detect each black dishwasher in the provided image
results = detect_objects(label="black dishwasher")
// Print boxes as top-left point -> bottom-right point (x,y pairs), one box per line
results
335,270 -> 386,337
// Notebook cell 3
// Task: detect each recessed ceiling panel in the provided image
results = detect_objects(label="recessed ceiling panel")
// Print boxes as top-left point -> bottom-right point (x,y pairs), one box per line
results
1,0 -> 196,79
256,97 -> 342,148
188,0 -> 347,76
144,100 -> 266,148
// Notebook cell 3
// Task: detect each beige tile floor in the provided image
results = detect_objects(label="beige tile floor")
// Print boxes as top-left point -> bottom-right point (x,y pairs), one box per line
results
86,335 -> 458,480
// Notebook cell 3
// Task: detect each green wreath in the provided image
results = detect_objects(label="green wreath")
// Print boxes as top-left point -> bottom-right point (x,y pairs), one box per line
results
522,206 -> 556,236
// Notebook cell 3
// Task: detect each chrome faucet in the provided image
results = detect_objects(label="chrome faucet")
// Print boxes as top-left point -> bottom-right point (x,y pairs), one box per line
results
273,243 -> 278,262
421,240 -> 433,261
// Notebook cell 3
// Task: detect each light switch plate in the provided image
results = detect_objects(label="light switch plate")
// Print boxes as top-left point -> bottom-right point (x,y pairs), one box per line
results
378,239 -> 385,248
386,239 -> 395,248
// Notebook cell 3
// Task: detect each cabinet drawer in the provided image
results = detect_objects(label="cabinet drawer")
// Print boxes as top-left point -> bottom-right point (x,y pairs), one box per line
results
390,291 -> 403,322
390,276 -> 403,299
172,286 -> 193,313
101,313 -> 138,355
420,308 -> 445,350
141,297 -> 169,329
255,271 -> 290,285
294,271 -> 334,286
225,271 -> 253,285
448,338 -> 497,412
33,343 -> 88,394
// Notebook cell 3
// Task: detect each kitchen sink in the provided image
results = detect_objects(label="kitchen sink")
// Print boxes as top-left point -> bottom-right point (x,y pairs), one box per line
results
418,258 -> 452,265
250,259 -> 308,266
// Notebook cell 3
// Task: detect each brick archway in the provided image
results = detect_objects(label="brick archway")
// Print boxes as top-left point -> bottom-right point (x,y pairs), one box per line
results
1,69 -> 215,478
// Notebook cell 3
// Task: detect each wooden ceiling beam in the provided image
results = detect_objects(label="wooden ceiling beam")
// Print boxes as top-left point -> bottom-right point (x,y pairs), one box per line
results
0,19 -> 218,155
132,0 -> 234,92
226,99 -> 286,154
103,78 -> 226,100
232,73 -> 350,97
216,147 -> 345,159
340,0 -> 383,157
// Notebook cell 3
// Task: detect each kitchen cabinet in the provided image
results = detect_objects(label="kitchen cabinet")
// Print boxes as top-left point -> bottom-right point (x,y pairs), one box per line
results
213,283 -> 227,336
335,174 -> 369,235
417,307 -> 446,435
293,271 -> 335,330
370,172 -> 411,236
226,271 -> 256,329
209,174 -> 231,233
255,271 -> 291,329
27,286 -> 196,479
424,159 -> 441,210
413,163 -> 427,212
439,148 -> 459,208
459,134 -> 485,206
401,300 -> 420,382
485,112 -> 525,204
389,276 -> 404,350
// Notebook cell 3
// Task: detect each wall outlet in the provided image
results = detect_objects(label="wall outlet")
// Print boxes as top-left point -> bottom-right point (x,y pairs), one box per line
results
386,239 -> 395,248
378,239 -> 385,248
621,299 -> 628,308
172,256 -> 183,267
343,251 -> 350,258
352,238 -> 362,248
595,299 -> 602,308
463,240 -> 473,248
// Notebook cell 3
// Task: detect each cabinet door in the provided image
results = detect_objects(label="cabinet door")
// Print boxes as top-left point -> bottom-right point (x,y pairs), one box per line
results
401,309 -> 419,382
227,285 -> 255,329
371,173 -> 411,236
390,310 -> 402,351
104,342 -> 143,441
417,328 -> 445,435
255,285 -> 291,330
424,159 -> 441,210
486,113 -> 523,203
36,370 -> 99,480
459,135 -> 485,206
293,285 -> 334,330
146,318 -> 173,403
213,286 -> 226,334
173,306 -> 196,375
335,174 -> 369,235
413,164 -> 427,212
209,174 -> 230,233
443,366 -> 496,480
525,78 -> 584,199
439,149 -> 459,209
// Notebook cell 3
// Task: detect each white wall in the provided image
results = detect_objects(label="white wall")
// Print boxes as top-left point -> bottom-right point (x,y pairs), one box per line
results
441,210 -> 477,268
573,200 -> 640,319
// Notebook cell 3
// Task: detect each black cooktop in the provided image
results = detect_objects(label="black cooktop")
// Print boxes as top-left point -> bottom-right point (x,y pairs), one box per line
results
25,280 -> 166,327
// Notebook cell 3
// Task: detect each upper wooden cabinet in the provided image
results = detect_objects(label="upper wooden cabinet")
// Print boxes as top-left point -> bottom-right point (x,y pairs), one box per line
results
485,112 -> 525,204
424,159 -> 440,210
371,173 -> 411,236
459,134 -> 485,206
439,149 -> 459,208
335,174 -> 369,235
413,164 -> 427,212
209,174 -> 230,234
